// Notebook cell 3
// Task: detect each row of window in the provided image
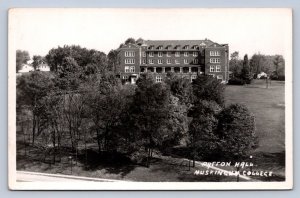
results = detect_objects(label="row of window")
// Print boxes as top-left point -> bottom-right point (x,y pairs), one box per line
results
125,50 -> 220,58
144,59 -> 199,65
209,65 -> 221,72
126,57 -> 219,64
124,66 -> 135,73
210,58 -> 221,63
148,44 -> 205,50
210,51 -> 220,56
155,75 -> 197,83
125,51 -> 135,57
144,51 -> 198,57
125,58 -> 135,64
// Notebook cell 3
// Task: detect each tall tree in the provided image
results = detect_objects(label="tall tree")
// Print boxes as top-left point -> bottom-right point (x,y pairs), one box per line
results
192,75 -> 225,106
131,73 -> 171,167
124,37 -> 136,45
229,51 -> 243,77
17,72 -> 54,145
45,45 -> 107,72
273,55 -> 285,77
16,50 -> 30,72
217,104 -> 258,161
250,53 -> 266,75
107,49 -> 120,73
241,54 -> 251,83
32,55 -> 44,71
188,100 -> 221,166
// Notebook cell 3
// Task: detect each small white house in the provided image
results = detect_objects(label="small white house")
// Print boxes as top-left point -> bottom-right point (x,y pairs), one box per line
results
18,64 -> 34,73
37,62 -> 50,72
257,72 -> 268,79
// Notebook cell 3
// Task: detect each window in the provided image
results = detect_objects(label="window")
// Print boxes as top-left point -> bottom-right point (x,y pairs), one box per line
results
193,59 -> 198,64
142,59 -> 146,64
156,75 -> 162,83
210,65 -> 215,72
175,60 -> 180,64
123,75 -> 129,81
192,45 -> 198,49
158,59 -> 163,64
167,59 -> 171,64
167,52 -> 171,57
184,59 -> 188,64
125,59 -> 135,64
217,75 -> 223,80
158,52 -> 163,57
149,52 -> 154,57
142,52 -> 146,57
210,51 -> 220,56
125,66 -> 130,73
184,45 -> 189,50
167,45 -> 172,50
149,59 -> 154,64
184,52 -> 189,57
175,52 -> 180,57
130,66 -> 135,73
210,58 -> 221,63
125,51 -> 135,57
149,46 -> 154,50
193,52 -> 198,57
158,46 -> 163,50
216,65 -> 221,72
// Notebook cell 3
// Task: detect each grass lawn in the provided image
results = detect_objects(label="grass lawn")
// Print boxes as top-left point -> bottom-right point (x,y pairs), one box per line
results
225,79 -> 285,178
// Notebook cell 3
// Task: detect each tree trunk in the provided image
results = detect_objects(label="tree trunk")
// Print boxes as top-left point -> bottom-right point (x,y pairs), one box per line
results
146,147 -> 150,168
193,155 -> 195,167
69,122 -> 74,150
32,115 -> 36,146
96,129 -> 101,154
84,131 -> 87,168
52,130 -> 56,164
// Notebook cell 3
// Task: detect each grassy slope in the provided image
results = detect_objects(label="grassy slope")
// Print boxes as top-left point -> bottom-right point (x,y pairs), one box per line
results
224,79 -> 285,178
225,79 -> 285,153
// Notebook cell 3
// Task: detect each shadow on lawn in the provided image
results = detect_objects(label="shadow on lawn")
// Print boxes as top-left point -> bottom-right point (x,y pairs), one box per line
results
77,149 -> 136,177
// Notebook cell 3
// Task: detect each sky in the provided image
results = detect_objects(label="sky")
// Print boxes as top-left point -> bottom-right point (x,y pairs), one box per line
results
10,8 -> 292,59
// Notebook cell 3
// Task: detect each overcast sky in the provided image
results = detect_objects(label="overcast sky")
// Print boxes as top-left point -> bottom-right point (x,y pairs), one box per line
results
10,8 -> 292,59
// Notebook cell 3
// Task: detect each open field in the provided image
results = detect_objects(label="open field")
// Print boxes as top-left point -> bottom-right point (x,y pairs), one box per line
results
225,79 -> 285,177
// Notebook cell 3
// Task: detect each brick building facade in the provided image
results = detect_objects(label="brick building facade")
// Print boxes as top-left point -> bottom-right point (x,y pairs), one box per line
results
118,39 -> 229,84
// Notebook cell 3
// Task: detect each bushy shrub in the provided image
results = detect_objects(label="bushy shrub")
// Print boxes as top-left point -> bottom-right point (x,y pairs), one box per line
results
270,75 -> 285,81
228,78 -> 246,85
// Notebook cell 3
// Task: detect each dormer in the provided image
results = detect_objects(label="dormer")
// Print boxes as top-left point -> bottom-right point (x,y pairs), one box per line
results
158,45 -> 163,50
175,45 -> 181,50
192,45 -> 199,50
148,45 -> 154,50
166,45 -> 172,50
183,45 -> 189,50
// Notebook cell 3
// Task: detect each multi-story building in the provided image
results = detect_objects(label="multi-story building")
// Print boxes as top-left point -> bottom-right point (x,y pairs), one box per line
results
118,39 -> 229,84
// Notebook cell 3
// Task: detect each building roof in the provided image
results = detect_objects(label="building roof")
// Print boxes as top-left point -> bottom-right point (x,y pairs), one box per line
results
142,39 -> 216,48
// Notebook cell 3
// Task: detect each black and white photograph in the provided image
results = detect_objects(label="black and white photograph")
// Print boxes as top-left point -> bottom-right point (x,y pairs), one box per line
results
8,8 -> 293,190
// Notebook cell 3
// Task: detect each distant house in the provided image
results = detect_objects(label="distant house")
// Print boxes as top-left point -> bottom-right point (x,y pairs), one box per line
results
257,72 -> 268,79
36,61 -> 50,72
18,64 -> 34,73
